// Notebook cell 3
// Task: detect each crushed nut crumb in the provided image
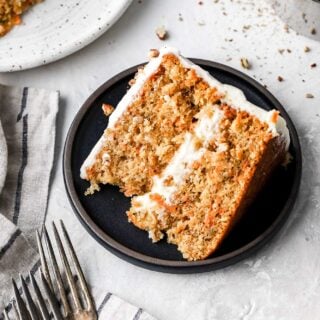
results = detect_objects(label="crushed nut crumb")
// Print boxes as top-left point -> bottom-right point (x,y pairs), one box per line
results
302,12 -> 307,23
149,48 -> 160,58
311,28 -> 317,35
304,46 -> 310,53
128,79 -> 136,86
240,57 -> 251,69
277,76 -> 284,82
278,49 -> 284,54
102,103 -> 114,116
306,93 -> 314,99
311,63 -> 317,68
156,26 -> 168,40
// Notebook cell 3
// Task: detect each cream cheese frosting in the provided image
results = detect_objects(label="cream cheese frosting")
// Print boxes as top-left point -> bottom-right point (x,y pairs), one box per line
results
133,106 -> 225,208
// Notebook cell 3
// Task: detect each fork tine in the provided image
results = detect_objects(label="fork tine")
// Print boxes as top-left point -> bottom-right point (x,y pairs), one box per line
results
12,279 -> 31,320
29,273 -> 50,320
52,221 -> 82,312
36,230 -> 53,291
43,225 -> 71,316
60,220 -> 95,311
20,275 -> 39,320
12,301 -> 20,320
2,309 -> 10,320
40,272 -> 63,320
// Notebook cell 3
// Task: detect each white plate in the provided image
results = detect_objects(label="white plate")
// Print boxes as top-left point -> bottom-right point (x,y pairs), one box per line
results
0,0 -> 133,72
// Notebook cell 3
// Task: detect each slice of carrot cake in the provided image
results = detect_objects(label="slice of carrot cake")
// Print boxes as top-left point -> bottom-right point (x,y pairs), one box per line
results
81,47 -> 290,261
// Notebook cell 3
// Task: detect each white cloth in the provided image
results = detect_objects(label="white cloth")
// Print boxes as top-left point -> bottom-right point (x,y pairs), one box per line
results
0,85 -> 156,320
0,85 -> 58,310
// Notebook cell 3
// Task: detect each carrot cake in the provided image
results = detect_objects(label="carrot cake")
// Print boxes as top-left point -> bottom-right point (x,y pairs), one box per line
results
81,47 -> 290,261
0,0 -> 41,36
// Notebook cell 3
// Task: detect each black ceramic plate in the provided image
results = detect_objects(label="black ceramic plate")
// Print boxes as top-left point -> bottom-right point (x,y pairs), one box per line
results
63,59 -> 301,273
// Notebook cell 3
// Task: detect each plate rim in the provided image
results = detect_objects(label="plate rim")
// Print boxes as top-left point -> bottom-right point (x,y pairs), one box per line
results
0,0 -> 133,72
63,59 -> 302,273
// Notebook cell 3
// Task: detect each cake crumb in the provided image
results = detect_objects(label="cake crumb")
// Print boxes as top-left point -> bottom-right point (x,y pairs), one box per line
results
304,46 -> 310,53
102,103 -> 114,116
311,28 -> 317,35
240,57 -> 251,69
163,175 -> 174,186
277,76 -> 284,82
282,152 -> 293,168
149,48 -> 160,58
278,49 -> 284,54
310,63 -> 317,68
129,79 -> 136,86
156,26 -> 168,40
306,93 -> 314,99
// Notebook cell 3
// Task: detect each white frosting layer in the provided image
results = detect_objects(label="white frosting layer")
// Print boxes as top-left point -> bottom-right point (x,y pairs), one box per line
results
80,134 -> 105,179
81,46 -> 290,179
134,107 -> 224,207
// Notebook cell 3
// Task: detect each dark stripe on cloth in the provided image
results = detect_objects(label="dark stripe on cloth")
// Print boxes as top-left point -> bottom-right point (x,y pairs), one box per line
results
13,114 -> 28,225
133,308 -> 143,320
97,292 -> 112,315
0,229 -> 22,260
16,87 -> 28,122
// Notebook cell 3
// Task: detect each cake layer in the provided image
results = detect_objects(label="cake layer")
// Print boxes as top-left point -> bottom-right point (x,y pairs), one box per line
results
81,50 -> 221,196
128,104 -> 287,261
81,48 -> 289,196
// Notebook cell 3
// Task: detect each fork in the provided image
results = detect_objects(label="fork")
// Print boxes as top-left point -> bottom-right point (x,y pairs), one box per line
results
2,221 -> 97,320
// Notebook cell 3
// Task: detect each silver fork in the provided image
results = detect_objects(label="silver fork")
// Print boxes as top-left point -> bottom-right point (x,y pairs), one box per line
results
2,221 -> 97,320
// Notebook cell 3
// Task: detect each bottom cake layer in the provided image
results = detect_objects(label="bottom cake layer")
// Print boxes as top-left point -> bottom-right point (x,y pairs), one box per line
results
127,104 -> 287,261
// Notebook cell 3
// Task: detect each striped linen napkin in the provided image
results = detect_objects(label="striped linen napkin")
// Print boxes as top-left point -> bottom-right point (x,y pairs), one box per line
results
0,85 -> 58,309
0,84 -> 157,320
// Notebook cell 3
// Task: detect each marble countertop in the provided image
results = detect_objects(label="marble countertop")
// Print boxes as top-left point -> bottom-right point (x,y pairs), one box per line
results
1,0 -> 320,319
